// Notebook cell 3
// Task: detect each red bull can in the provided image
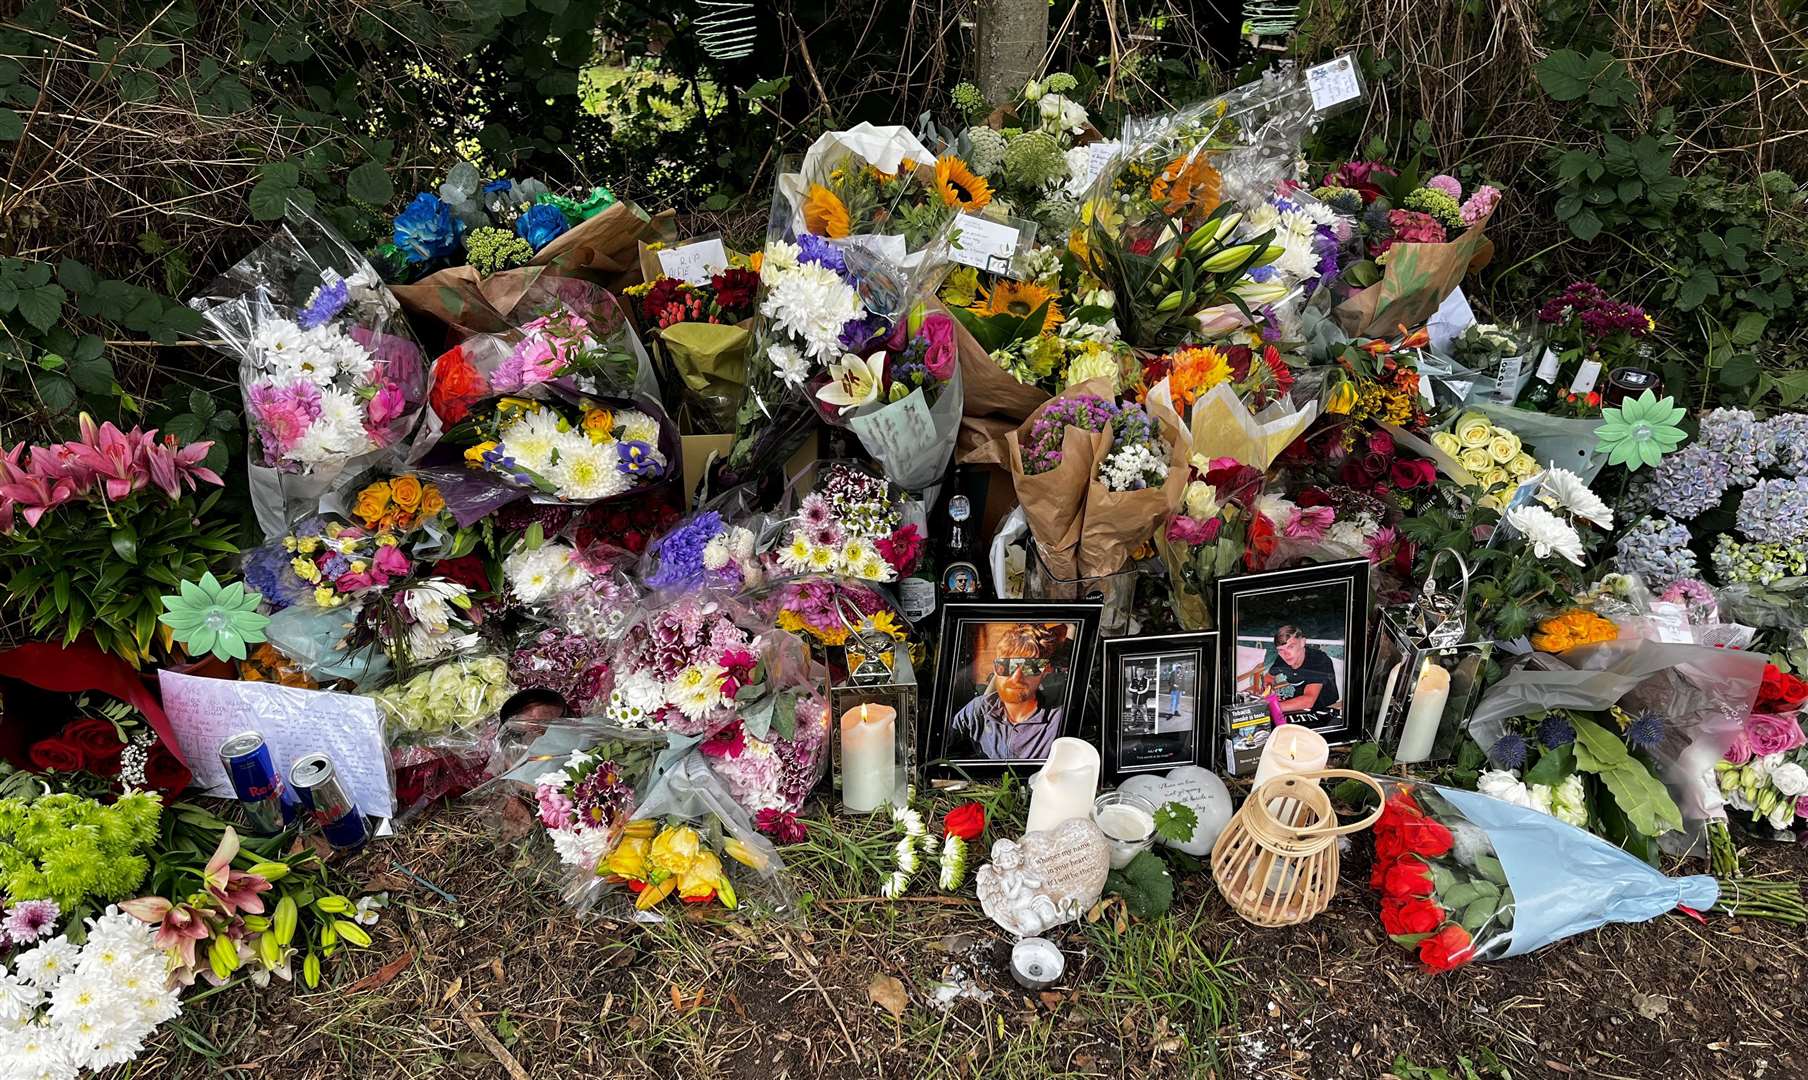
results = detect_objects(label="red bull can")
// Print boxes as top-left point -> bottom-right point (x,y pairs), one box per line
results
218,732 -> 302,835
288,753 -> 368,849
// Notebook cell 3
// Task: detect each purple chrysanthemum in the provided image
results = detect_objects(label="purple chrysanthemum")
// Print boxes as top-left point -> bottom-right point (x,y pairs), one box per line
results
297,275 -> 351,330
4,900 -> 60,944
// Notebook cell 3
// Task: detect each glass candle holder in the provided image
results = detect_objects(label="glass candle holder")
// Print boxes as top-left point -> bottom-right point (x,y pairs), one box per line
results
1092,791 -> 1157,870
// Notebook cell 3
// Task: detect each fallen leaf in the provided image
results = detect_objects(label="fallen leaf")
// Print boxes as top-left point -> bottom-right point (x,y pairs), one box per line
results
440,977 -> 462,1003
1633,992 -> 1670,1020
344,951 -> 414,994
498,798 -> 537,841
597,943 -> 637,969
489,957 -> 505,982
1545,1061 -> 1575,1074
868,973 -> 907,1020
1038,991 -> 1067,1012
600,992 -> 613,1020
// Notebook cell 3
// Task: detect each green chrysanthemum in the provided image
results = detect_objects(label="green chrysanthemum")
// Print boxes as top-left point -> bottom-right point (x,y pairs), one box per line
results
1402,187 -> 1465,231
1312,185 -> 1364,215
1596,389 -> 1688,470
159,572 -> 270,662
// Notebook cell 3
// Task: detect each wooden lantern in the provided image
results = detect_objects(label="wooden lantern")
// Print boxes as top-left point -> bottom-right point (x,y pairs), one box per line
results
1210,768 -> 1384,928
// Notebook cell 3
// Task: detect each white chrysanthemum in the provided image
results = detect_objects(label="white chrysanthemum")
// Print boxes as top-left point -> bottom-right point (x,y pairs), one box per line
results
880,870 -> 910,899
287,385 -> 371,463
251,317 -> 307,373
549,825 -> 615,870
727,526 -> 757,560
840,538 -> 876,569
1539,467 -> 1614,531
760,262 -> 866,360
856,556 -> 894,582
769,343 -> 811,387
1504,504 -> 1586,565
702,536 -> 733,571
504,543 -> 589,605
616,410 -> 661,446
0,1022 -> 77,1080
499,408 -> 567,475
546,437 -> 630,501
12,939 -> 78,989
777,532 -> 813,573
0,972 -> 43,1023
760,240 -> 800,282
805,543 -> 837,574
402,579 -> 469,635
406,624 -> 478,662
670,663 -> 727,719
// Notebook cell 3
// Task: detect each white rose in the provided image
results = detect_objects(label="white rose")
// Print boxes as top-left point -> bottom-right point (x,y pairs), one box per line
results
1768,800 -> 1796,831
1476,769 -> 1532,808
1769,762 -> 1808,798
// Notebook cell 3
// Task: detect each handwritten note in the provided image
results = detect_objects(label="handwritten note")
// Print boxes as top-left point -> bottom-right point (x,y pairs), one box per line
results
949,213 -> 1028,274
1306,55 -> 1364,112
158,671 -> 396,819
1077,141 -> 1121,191
655,239 -> 730,285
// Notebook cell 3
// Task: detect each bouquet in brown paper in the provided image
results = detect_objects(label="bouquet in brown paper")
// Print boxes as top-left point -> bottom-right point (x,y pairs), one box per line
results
380,162 -> 671,337
1002,378 -> 1187,584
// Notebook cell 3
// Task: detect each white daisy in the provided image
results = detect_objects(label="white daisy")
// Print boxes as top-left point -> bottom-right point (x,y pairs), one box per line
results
1538,467 -> 1614,531
805,543 -> 837,574
670,663 -> 727,719
1504,504 -> 1586,565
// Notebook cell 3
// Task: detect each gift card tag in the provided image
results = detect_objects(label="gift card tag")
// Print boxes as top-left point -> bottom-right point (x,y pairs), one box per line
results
655,238 -> 729,285
1648,601 -> 1695,645
1306,55 -> 1364,113
948,213 -> 1032,275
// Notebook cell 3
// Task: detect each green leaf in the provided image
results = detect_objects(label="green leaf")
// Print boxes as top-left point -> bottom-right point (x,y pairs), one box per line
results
770,693 -> 797,741
0,108 -> 21,141
17,284 -> 66,332
1534,49 -> 1591,102
248,178 -> 297,221
68,350 -> 115,394
345,160 -> 393,206
1677,266 -> 1719,310
1522,741 -> 1575,787
1153,801 -> 1198,844
57,259 -> 97,294
1730,311 -> 1769,347
110,524 -> 139,563
35,373 -> 76,412
1570,715 -> 1682,838
1720,354 -> 1759,388
1567,208 -> 1602,242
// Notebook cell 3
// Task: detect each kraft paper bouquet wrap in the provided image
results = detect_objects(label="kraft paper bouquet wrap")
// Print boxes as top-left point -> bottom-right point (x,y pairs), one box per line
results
191,204 -> 431,538
384,162 -> 673,337
982,377 -> 1187,583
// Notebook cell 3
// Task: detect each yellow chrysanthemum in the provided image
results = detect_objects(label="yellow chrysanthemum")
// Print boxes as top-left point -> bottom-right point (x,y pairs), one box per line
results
970,280 -> 1064,332
935,155 -> 992,211
803,184 -> 851,238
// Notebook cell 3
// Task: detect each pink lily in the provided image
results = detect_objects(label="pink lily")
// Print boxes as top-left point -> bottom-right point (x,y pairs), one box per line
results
68,415 -> 151,500
119,896 -> 214,971
29,441 -> 96,494
194,827 -> 272,915
0,443 -> 24,533
144,434 -> 223,499
0,463 -> 76,528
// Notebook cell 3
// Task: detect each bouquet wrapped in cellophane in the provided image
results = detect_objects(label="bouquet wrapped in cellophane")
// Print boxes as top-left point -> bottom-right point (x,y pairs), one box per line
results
191,204 -> 431,537
720,128 -> 960,490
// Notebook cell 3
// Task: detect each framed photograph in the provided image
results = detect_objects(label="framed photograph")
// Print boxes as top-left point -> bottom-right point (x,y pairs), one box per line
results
924,602 -> 1102,776
1100,633 -> 1217,783
1215,560 -> 1370,775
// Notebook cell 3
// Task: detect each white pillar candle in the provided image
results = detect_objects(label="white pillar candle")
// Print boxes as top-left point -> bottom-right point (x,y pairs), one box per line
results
840,703 -> 897,812
1250,723 -> 1330,793
1025,737 -> 1100,834
1394,662 -> 1452,764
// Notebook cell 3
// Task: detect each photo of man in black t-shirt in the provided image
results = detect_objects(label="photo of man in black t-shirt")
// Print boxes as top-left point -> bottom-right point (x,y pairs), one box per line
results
1237,625 -> 1342,723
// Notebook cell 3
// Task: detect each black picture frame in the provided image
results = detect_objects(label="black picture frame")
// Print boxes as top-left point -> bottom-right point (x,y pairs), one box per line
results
1100,632 -> 1218,783
924,601 -> 1103,777
1214,559 -> 1371,774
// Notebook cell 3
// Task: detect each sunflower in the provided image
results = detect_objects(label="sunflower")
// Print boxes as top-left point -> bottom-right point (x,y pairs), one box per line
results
970,280 -> 1064,332
1150,153 -> 1222,217
935,155 -> 993,211
803,183 -> 851,238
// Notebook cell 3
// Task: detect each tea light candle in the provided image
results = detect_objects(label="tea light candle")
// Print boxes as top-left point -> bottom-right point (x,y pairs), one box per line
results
1010,938 -> 1065,990
840,703 -> 897,812
1092,793 -> 1157,869
1394,661 -> 1452,764
1025,737 -> 1100,835
1250,723 -> 1330,793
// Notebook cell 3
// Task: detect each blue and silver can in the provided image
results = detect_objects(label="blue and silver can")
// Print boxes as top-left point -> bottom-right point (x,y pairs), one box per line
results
288,753 -> 368,849
218,731 -> 302,834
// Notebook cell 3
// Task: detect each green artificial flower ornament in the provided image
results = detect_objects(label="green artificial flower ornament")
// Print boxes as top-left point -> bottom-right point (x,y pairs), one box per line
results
539,187 -> 615,221
1595,389 -> 1687,471
158,572 -> 270,662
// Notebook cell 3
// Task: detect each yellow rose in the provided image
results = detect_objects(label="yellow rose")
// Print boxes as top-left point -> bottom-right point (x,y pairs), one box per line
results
390,475 -> 424,512
1325,379 -> 1357,415
1488,431 -> 1521,464
1510,452 -> 1539,478
604,836 -> 650,881
582,408 -> 615,443
1483,468 -> 1512,491
1430,431 -> 1462,457
1455,411 -> 1493,448
352,481 -> 391,527
421,484 -> 446,517
1458,447 -> 1493,474
349,560 -> 368,575
313,586 -> 339,607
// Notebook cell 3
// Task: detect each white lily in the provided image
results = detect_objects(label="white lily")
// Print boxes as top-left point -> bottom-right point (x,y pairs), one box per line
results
816,352 -> 886,409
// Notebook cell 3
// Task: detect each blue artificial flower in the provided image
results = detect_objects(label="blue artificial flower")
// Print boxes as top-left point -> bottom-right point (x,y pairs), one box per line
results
514,203 -> 570,252
616,440 -> 664,479
393,193 -> 466,264
483,179 -> 513,194
1487,733 -> 1528,770
1247,264 -> 1276,283
1538,713 -> 1575,749
297,275 -> 350,330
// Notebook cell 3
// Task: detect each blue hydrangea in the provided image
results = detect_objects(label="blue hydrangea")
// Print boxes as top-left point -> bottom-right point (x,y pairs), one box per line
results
1629,443 -> 1731,521
1736,477 -> 1808,543
1762,413 -> 1808,478
1613,514 -> 1698,592
1711,534 -> 1808,586
1697,407 -> 1771,485
393,192 -> 466,264
513,203 -> 570,251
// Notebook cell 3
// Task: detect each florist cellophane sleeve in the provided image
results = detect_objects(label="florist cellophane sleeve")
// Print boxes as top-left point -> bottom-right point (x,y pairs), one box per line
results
1333,206 -> 1496,339
701,630 -> 833,817
1469,637 -> 1765,831
470,718 -> 669,900
1461,401 -> 1606,482
1072,398 -> 1189,579
570,753 -> 798,920
1370,777 -> 1717,965
1003,378 -> 1119,581
390,201 -> 674,336
845,357 -> 963,494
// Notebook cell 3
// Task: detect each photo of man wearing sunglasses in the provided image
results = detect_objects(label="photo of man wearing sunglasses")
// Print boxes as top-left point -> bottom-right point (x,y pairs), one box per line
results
945,622 -> 1073,761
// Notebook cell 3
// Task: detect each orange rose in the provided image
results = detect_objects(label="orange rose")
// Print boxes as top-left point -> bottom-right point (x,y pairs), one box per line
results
352,481 -> 392,527
420,483 -> 445,519
430,346 -> 489,425
390,475 -> 424,512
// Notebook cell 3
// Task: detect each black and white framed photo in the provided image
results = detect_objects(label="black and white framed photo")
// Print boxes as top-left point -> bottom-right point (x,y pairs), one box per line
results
924,602 -> 1102,776
1215,560 -> 1370,774
1100,633 -> 1217,783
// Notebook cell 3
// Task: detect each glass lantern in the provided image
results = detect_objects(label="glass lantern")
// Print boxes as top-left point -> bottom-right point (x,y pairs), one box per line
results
1367,549 -> 1492,765
827,593 -> 918,812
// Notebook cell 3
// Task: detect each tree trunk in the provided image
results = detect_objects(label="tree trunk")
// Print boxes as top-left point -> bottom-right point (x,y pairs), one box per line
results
973,0 -> 1048,107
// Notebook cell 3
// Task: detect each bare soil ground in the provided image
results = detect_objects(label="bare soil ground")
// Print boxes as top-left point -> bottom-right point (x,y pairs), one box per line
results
118,802 -> 1808,1080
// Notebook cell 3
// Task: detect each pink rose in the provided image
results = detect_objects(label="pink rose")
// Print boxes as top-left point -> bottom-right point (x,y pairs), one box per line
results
367,383 -> 406,428
1797,794 -> 1808,822
921,313 -> 956,382
1746,713 -> 1806,757
335,571 -> 373,592
373,544 -> 410,580
1165,515 -> 1216,545
1723,728 -> 1753,766
1366,430 -> 1395,457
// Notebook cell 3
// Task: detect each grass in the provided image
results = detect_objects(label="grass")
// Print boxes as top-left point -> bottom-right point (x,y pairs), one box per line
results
1085,907 -> 1242,1074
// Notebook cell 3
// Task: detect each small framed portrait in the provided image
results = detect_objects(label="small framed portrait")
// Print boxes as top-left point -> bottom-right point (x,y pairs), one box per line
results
925,602 -> 1102,776
1215,560 -> 1370,774
1100,633 -> 1217,783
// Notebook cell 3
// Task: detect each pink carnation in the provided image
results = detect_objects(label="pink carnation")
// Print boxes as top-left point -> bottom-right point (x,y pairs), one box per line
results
1460,185 -> 1500,227
1745,713 -> 1807,757
1426,175 -> 1462,199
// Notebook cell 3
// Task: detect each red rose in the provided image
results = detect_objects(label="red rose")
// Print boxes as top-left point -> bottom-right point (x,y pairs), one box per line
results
1417,924 -> 1475,971
1382,857 -> 1434,898
1374,828 -> 1406,863
1397,816 -> 1454,859
27,738 -> 83,772
428,346 -> 489,425
144,742 -> 193,794
1377,789 -> 1424,829
1370,855 -> 1400,891
1380,895 -> 1445,936
1757,664 -> 1808,714
943,802 -> 986,841
63,716 -> 125,763
431,554 -> 492,596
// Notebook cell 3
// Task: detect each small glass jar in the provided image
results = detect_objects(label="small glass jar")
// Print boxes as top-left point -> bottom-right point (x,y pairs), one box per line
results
1092,791 -> 1157,869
